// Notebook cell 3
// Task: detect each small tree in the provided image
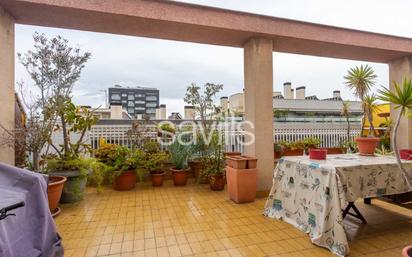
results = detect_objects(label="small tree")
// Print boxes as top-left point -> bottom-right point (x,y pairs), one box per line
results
344,64 -> 377,136
184,82 -> 223,130
341,101 -> 351,143
362,94 -> 380,136
378,78 -> 412,188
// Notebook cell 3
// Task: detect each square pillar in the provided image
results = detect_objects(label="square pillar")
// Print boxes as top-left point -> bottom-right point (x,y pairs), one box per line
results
389,56 -> 412,149
243,38 -> 274,194
0,7 -> 15,165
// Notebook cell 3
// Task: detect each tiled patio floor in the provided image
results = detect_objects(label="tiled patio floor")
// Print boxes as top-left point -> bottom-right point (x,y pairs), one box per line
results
56,180 -> 412,257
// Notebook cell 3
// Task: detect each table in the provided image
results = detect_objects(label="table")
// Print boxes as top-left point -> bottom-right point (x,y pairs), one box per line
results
263,154 -> 412,256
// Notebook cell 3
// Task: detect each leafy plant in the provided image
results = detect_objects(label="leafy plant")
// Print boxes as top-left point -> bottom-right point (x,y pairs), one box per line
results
95,142 -> 117,166
280,140 -> 305,150
377,78 -> 412,188
141,141 -> 169,174
302,137 -> 321,150
159,123 -> 176,134
344,64 -> 377,137
363,94 -> 380,136
169,140 -> 193,170
201,132 -> 225,177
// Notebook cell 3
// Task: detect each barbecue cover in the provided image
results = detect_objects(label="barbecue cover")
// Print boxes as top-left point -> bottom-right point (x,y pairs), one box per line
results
0,162 -> 64,257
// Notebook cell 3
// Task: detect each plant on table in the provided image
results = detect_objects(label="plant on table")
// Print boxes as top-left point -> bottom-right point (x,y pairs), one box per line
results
302,137 -> 321,153
169,140 -> 193,186
279,140 -> 305,156
344,64 -> 380,154
377,78 -> 412,188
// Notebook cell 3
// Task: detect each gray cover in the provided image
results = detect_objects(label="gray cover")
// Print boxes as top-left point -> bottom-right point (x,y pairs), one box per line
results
0,162 -> 64,257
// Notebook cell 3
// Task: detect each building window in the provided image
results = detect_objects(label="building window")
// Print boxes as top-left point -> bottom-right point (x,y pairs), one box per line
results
146,108 -> 156,114
128,108 -> 135,114
135,94 -> 144,97
128,95 -> 135,100
135,100 -> 145,104
135,107 -> 145,111
146,96 -> 157,101
111,94 -> 121,100
128,101 -> 134,107
121,93 -> 127,97
146,102 -> 157,107
121,100 -> 127,104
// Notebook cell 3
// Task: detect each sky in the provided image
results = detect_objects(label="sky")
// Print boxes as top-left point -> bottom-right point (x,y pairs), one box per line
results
14,0 -> 412,116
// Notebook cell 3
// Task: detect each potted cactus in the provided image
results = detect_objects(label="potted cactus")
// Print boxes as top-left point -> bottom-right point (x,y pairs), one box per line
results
169,140 -> 193,186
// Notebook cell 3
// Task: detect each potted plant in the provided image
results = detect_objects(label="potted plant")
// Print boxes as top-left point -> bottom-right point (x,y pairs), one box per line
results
109,145 -> 143,191
202,132 -> 226,191
169,140 -> 193,186
378,78 -> 412,188
302,137 -> 321,154
45,100 -> 98,203
274,143 -> 282,159
344,65 -> 380,155
157,123 -> 176,138
280,141 -> 305,156
141,141 -> 169,187
47,175 -> 67,216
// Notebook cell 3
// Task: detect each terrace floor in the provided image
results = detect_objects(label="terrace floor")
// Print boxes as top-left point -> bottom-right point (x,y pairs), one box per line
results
55,180 -> 412,257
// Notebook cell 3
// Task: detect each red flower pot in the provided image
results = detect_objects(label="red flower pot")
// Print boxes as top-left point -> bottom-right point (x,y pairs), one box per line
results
400,149 -> 412,160
170,167 -> 190,186
309,149 -> 327,160
113,170 -> 136,191
47,176 -> 66,216
402,245 -> 412,257
150,172 -> 165,187
355,137 -> 380,155
283,149 -> 304,156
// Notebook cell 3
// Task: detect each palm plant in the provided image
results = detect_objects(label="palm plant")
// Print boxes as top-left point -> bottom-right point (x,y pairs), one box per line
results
344,65 -> 377,135
362,94 -> 380,136
377,78 -> 412,188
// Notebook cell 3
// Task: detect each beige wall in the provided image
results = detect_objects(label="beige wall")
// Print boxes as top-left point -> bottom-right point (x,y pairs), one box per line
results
389,56 -> 412,149
0,7 -> 15,165
243,38 -> 274,192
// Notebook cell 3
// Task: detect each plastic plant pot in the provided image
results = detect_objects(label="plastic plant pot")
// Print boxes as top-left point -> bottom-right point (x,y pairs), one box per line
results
400,149 -> 412,160
309,149 -> 327,160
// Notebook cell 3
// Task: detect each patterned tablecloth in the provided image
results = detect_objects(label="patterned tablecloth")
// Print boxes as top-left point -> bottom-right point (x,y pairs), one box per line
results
263,154 -> 412,256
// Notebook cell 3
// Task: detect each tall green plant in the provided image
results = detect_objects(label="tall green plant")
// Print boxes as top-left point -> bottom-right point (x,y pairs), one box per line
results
169,140 -> 193,170
341,101 -> 351,145
363,94 -> 380,136
344,64 -> 377,136
377,78 -> 412,188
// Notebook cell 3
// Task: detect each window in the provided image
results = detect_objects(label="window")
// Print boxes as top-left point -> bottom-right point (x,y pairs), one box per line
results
128,108 -> 135,114
128,101 -> 134,107
135,100 -> 145,104
146,102 -> 157,108
146,108 -> 156,114
111,94 -> 121,100
135,107 -> 145,111
135,94 -> 144,98
121,100 -> 127,104
146,96 -> 157,101
121,93 -> 127,97
128,95 -> 135,100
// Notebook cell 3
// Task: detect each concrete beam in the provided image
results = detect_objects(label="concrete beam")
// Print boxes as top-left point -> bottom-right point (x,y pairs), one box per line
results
1,0 -> 412,62
389,56 -> 412,150
243,38 -> 274,192
0,7 -> 15,165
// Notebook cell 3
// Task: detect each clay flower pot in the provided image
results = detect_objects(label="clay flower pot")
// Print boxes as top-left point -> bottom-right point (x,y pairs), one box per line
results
243,156 -> 258,169
325,147 -> 347,155
209,174 -> 225,191
283,148 -> 304,156
113,170 -> 136,191
170,167 -> 190,186
47,176 -> 67,217
189,159 -> 204,183
309,149 -> 327,160
226,156 -> 247,169
400,149 -> 412,160
150,172 -> 165,187
356,137 -> 380,155
226,166 -> 257,203
224,152 -> 241,157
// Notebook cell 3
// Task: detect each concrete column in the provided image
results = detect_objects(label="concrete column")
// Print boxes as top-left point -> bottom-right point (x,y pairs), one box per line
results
243,37 -> 274,194
0,7 -> 15,165
389,56 -> 412,149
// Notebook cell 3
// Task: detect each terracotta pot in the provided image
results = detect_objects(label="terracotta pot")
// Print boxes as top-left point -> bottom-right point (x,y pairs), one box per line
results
47,176 -> 66,213
226,166 -> 257,203
274,151 -> 282,159
113,170 -> 136,191
283,149 -> 304,156
402,246 -> 412,257
52,170 -> 88,203
189,159 -> 204,183
209,174 -> 225,191
309,149 -> 327,160
170,167 -> 190,186
324,147 -> 347,154
400,149 -> 412,160
224,152 -> 241,157
226,156 -> 247,169
243,156 -> 258,169
356,137 -> 380,155
151,172 -> 165,187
